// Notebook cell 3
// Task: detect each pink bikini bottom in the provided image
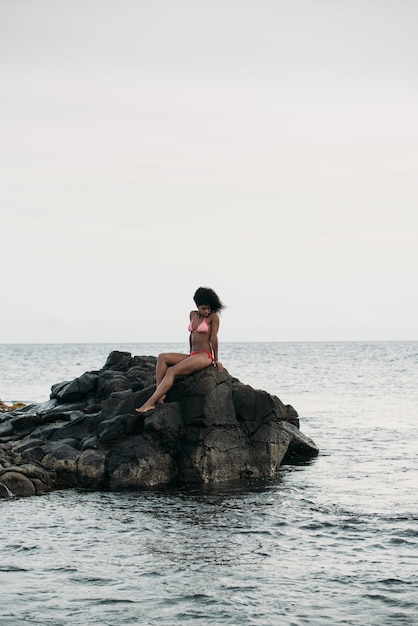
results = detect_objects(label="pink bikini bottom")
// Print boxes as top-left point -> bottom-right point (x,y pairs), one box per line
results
190,350 -> 214,362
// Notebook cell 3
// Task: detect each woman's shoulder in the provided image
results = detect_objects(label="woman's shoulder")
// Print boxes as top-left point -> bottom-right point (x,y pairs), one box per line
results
189,309 -> 197,319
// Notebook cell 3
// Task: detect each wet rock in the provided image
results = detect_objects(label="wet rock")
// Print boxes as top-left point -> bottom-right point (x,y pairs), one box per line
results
0,464 -> 52,497
77,449 -> 107,488
0,471 -> 36,497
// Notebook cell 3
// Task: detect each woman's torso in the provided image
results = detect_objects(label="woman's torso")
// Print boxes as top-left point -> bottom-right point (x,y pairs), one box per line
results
189,311 -> 213,352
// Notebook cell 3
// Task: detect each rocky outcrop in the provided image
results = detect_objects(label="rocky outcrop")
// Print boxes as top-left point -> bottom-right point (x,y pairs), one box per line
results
0,351 -> 319,498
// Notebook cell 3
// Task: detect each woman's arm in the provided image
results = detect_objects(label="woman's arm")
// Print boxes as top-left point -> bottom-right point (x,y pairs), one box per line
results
210,313 -> 223,371
189,310 -> 194,353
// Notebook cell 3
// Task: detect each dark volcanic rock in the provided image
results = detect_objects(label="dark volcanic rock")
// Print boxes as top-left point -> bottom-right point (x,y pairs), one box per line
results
0,351 -> 319,497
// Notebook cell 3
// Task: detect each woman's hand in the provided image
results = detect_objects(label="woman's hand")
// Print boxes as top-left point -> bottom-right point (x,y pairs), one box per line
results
214,361 -> 223,372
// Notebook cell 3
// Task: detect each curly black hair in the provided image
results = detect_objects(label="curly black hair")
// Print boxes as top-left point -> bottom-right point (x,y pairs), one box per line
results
193,287 -> 225,313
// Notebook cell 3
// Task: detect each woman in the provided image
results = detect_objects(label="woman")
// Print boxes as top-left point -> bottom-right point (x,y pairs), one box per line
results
136,287 -> 225,413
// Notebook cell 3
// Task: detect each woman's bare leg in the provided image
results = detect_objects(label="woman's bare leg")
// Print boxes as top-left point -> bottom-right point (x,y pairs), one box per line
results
136,352 -> 213,413
154,353 -> 188,402
156,353 -> 173,386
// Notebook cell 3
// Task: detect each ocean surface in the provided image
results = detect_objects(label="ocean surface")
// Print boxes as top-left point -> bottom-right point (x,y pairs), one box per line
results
1,341 -> 417,626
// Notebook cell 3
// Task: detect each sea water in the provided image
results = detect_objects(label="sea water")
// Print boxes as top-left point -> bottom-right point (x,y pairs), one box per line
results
1,342 -> 417,625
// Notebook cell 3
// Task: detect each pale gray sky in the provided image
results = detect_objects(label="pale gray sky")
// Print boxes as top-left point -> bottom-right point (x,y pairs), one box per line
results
2,0 -> 417,343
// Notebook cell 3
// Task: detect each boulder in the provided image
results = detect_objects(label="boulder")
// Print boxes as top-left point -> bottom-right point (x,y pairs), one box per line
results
0,351 -> 319,498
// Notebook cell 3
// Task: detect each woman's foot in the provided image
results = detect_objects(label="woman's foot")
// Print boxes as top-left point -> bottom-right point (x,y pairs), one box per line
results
135,404 -> 156,414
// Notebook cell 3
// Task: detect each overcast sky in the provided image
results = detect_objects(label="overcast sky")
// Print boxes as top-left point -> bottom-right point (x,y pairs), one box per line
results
1,0 -> 417,343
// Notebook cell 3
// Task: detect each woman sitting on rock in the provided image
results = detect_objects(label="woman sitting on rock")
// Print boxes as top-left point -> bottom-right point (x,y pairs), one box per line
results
136,287 -> 225,414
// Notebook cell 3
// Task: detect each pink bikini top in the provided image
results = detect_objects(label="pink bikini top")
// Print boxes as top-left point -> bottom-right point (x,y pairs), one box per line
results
188,313 -> 210,334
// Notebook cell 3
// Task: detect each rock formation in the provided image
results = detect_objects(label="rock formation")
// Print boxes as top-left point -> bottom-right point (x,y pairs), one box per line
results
0,351 -> 319,498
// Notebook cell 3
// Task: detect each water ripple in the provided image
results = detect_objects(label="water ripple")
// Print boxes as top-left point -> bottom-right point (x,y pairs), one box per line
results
1,342 -> 418,625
